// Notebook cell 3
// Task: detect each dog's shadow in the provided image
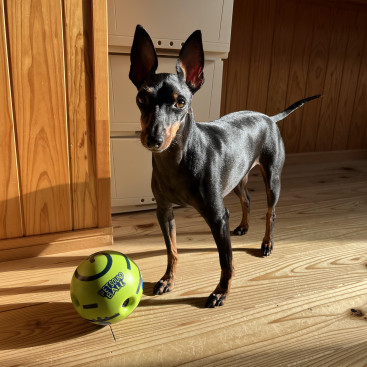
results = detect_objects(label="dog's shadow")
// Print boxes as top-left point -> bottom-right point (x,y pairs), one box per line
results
142,282 -> 207,309
240,247 -> 264,258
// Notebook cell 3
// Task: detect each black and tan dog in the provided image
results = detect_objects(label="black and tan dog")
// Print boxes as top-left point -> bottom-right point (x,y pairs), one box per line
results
129,25 -> 321,308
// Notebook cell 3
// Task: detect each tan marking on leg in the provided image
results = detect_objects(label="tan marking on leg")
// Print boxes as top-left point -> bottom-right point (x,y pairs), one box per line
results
263,206 -> 275,244
234,174 -> 250,233
157,221 -> 178,293
166,221 -> 178,280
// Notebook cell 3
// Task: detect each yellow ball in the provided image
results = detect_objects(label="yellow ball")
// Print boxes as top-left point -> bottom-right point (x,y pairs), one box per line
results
70,251 -> 143,325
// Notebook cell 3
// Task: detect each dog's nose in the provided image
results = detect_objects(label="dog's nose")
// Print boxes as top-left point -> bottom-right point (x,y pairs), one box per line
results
147,135 -> 164,149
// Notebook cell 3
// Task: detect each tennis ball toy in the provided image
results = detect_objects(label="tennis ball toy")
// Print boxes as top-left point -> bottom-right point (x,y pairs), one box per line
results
70,250 -> 143,325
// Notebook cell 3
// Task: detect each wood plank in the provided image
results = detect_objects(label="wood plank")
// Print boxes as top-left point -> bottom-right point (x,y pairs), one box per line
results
315,7 -> 355,152
0,226 -> 113,262
298,4 -> 331,152
265,0 -> 297,133
91,0 -> 111,228
282,3 -> 313,153
221,0 -> 367,154
5,0 -> 72,235
63,0 -> 98,230
331,10 -> 367,150
0,0 -> 23,239
0,151 -> 367,366
347,13 -> 367,149
220,0 -> 255,115
246,0 -> 278,112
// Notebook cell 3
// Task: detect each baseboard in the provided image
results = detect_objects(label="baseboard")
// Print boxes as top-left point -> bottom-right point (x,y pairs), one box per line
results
286,149 -> 367,165
0,227 -> 113,262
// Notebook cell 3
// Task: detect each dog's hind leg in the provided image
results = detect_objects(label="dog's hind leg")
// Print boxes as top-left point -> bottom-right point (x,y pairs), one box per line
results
259,162 -> 282,257
233,174 -> 250,236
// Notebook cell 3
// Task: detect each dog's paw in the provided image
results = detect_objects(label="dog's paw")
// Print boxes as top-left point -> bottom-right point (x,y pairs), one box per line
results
153,277 -> 175,295
204,291 -> 228,308
233,225 -> 248,236
261,241 -> 273,257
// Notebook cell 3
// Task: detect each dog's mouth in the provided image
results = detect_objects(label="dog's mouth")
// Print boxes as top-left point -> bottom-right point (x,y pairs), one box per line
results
141,122 -> 181,153
147,144 -> 166,153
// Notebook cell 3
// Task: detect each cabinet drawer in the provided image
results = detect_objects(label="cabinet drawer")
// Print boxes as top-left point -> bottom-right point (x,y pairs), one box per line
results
111,137 -> 155,211
108,0 -> 233,48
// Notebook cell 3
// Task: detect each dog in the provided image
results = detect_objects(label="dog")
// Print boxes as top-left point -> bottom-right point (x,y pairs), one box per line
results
129,25 -> 321,308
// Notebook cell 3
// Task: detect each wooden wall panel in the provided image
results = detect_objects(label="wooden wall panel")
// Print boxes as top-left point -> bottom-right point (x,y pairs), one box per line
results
222,0 -> 367,153
331,11 -> 367,151
281,3 -> 313,153
63,0 -> 98,230
298,5 -> 331,152
92,0 -> 111,228
265,0 -> 296,131
315,7 -> 353,152
246,0 -> 277,112
348,23 -> 367,149
0,0 -> 22,239
5,0 -> 72,235
220,0 -> 255,116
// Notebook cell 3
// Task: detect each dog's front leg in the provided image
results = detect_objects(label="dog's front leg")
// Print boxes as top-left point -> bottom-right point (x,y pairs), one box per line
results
204,207 -> 234,308
154,204 -> 178,295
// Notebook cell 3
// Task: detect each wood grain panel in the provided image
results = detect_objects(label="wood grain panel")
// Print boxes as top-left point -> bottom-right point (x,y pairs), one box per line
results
347,12 -> 367,149
63,0 -> 98,230
0,151 -> 366,366
282,3 -> 313,153
298,4 -> 331,152
5,0 -> 72,235
92,0 -> 111,228
331,11 -> 366,150
315,7 -> 354,152
222,0 -> 367,153
246,0 -> 277,112
220,0 -> 255,115
266,0 -> 296,133
0,0 -> 22,239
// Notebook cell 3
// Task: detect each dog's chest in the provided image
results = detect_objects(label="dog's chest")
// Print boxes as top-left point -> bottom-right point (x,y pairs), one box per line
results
152,155 -> 201,206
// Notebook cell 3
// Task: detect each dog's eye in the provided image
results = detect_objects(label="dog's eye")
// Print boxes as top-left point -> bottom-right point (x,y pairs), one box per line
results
175,99 -> 186,109
137,94 -> 149,106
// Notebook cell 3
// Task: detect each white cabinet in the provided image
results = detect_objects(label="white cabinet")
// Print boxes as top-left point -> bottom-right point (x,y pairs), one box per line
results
108,0 -> 234,213
111,137 -> 155,208
108,0 -> 233,52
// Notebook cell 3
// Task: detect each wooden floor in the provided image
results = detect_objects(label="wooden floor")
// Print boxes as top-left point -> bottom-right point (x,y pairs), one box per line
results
1,150 -> 367,366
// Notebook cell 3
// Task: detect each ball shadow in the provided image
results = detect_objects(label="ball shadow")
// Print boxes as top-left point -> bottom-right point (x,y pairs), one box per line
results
0,302 -> 102,349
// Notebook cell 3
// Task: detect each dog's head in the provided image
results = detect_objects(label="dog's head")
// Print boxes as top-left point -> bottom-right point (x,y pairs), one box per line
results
129,25 -> 204,152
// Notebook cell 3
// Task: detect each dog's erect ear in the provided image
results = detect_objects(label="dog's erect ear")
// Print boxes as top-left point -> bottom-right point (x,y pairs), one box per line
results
129,25 -> 158,89
176,30 -> 204,93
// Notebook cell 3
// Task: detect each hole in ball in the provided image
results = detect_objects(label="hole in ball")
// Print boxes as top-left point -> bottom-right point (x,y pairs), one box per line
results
122,299 -> 130,308
71,294 -> 80,307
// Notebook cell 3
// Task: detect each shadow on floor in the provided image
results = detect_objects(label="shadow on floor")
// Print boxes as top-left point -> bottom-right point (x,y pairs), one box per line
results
0,302 -> 102,349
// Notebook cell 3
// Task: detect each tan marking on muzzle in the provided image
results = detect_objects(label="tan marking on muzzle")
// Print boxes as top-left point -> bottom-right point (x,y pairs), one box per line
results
140,118 -> 149,149
160,121 -> 181,151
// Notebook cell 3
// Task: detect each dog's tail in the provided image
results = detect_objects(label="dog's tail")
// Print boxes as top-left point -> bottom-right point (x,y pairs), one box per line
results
270,94 -> 322,123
